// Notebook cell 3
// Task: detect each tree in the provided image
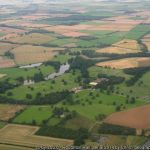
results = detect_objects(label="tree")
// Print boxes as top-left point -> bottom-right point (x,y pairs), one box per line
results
32,119 -> 36,125
26,94 -> 32,99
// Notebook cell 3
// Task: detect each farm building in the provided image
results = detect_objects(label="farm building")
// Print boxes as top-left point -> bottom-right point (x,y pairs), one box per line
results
89,78 -> 109,86
24,80 -> 35,85
70,86 -> 83,93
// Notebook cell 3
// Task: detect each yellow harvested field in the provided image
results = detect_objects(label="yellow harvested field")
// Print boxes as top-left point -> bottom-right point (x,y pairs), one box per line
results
0,124 -> 73,147
0,104 -> 25,121
96,39 -> 141,54
0,144 -> 33,150
44,24 -> 92,34
8,33 -> 55,44
0,27 -> 26,34
0,42 -> 18,55
12,45 -> 61,65
144,34 -> 150,38
96,57 -> 150,69
105,105 -> 150,129
112,39 -> 140,50
89,23 -> 135,31
62,31 -> 88,37
96,46 -> 140,54
143,41 -> 150,52
16,22 -> 50,28
0,56 -> 15,68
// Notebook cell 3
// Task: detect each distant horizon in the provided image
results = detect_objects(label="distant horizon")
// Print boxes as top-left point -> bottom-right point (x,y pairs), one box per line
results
0,0 -> 147,5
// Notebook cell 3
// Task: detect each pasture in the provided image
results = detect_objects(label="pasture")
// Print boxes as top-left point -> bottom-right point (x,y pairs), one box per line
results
5,71 -> 80,100
77,32 -> 127,47
56,89 -> 145,120
96,57 -> 150,69
0,64 -> 55,80
117,71 -> 150,99
88,66 -> 131,79
125,25 -> 150,40
13,106 -> 53,125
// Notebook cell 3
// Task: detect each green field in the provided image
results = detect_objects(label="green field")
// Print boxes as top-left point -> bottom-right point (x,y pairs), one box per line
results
0,65 -> 55,81
0,0 -> 150,146
56,89 -> 145,120
13,106 -> 53,125
117,71 -> 150,100
88,66 -> 131,79
5,71 -> 80,100
125,25 -> 150,40
77,32 -> 127,47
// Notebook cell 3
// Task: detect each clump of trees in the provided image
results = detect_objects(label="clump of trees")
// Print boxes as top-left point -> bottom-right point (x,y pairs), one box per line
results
36,126 -> 89,146
0,80 -> 18,94
43,61 -> 61,71
96,74 -> 125,90
98,123 -> 136,135
124,67 -> 150,86
4,51 -> 14,59
69,56 -> 96,78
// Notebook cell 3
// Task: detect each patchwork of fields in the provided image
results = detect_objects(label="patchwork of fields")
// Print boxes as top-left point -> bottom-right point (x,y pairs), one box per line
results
0,124 -> 72,147
0,0 -> 150,147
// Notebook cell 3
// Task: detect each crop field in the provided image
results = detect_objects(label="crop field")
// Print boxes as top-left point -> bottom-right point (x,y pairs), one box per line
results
0,124 -> 73,147
0,56 -> 15,68
0,144 -> 33,150
46,38 -> 77,47
0,42 -> 18,55
0,0 -> 150,147
105,104 -> 150,129
0,104 -> 25,121
0,27 -> 26,36
144,42 -> 150,51
96,57 -> 150,69
96,46 -> 140,54
8,33 -> 56,44
61,31 -> 88,37
142,34 -> 150,51
12,45 -> 60,65
112,39 -> 140,50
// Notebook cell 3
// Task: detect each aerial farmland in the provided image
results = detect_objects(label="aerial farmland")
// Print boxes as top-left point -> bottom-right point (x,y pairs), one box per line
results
0,0 -> 150,149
